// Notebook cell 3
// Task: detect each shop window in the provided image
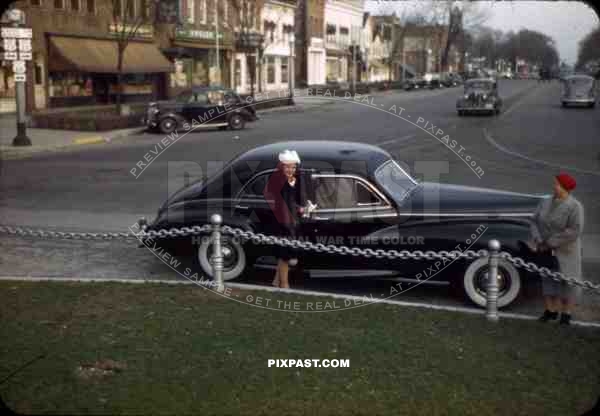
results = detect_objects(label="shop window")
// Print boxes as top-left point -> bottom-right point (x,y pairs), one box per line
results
87,0 -> 95,13
54,0 -> 64,9
48,72 -> 93,98
281,57 -> 288,83
267,57 -> 275,84
71,0 -> 79,11
234,58 -> 241,88
0,67 -> 16,99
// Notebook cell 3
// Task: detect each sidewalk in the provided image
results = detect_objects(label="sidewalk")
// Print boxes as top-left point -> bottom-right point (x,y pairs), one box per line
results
0,114 -> 145,160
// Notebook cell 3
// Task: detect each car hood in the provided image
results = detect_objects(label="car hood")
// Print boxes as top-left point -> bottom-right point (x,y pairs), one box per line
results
397,182 -> 545,215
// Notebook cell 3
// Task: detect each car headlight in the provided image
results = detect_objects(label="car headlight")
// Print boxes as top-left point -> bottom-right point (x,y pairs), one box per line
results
482,94 -> 487,100
464,94 -> 469,99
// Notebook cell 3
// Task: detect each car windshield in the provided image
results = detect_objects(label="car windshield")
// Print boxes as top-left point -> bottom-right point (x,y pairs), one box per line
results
465,81 -> 493,90
374,160 -> 419,202
175,91 -> 194,103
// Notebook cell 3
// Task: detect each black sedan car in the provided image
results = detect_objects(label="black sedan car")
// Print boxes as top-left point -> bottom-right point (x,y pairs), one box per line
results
456,78 -> 503,115
145,141 -> 547,308
144,86 -> 258,134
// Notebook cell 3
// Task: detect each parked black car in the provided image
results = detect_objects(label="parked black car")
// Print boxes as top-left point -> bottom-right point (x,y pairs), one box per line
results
456,78 -> 503,115
144,86 -> 258,134
142,141 -> 547,308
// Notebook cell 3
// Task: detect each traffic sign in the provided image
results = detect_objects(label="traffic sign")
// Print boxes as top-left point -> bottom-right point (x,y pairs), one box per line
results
14,74 -> 26,82
1,27 -> 32,38
3,52 -> 17,60
12,60 -> 26,74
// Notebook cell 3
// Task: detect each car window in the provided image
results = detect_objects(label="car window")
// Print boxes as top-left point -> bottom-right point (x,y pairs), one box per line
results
195,93 -> 209,105
312,176 -> 382,209
207,91 -> 225,105
356,182 -> 381,206
240,174 -> 269,199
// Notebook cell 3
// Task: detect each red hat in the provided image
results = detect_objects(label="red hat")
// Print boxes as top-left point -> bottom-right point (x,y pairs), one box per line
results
556,172 -> 576,191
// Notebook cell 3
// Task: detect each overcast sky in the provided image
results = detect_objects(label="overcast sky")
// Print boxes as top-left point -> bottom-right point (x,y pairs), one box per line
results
366,1 -> 600,65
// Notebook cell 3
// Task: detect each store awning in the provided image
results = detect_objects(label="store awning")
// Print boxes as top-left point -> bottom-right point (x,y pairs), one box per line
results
49,36 -> 173,73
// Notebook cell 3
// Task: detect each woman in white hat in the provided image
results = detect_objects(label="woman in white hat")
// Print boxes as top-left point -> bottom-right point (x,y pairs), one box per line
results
266,150 -> 305,288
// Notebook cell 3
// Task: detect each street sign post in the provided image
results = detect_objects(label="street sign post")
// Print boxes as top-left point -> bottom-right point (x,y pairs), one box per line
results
1,10 -> 32,146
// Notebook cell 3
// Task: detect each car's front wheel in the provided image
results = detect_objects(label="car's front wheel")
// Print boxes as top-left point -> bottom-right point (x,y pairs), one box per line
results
228,114 -> 245,130
159,117 -> 177,135
461,257 -> 522,308
195,234 -> 248,281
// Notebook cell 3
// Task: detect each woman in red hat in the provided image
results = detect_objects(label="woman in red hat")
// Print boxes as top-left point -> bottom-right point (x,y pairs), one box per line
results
528,172 -> 584,325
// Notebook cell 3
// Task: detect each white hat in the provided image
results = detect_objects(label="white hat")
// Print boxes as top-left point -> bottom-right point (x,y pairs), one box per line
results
278,149 -> 301,164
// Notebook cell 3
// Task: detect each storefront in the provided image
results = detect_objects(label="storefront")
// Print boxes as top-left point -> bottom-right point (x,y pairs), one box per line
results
46,34 -> 172,107
165,28 -> 233,98
326,49 -> 348,83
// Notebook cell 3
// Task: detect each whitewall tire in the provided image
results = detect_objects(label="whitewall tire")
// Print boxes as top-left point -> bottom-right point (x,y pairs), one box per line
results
197,235 -> 247,281
462,257 -> 521,308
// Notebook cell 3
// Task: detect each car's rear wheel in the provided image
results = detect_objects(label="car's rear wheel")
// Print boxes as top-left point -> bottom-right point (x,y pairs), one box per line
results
461,257 -> 522,308
159,117 -> 177,135
589,102 -> 596,109
457,110 -> 463,116
196,234 -> 248,281
562,102 -> 568,108
228,114 -> 245,130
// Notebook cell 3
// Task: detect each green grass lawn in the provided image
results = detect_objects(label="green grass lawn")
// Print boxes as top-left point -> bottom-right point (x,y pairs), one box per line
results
1,281 -> 599,415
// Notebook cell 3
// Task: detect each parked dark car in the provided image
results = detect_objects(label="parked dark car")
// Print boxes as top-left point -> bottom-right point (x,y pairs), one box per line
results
142,141 -> 548,308
456,78 -> 503,115
144,86 -> 258,134
561,74 -> 597,108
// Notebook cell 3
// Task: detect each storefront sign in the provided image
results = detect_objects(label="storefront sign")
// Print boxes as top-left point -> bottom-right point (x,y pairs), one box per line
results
175,28 -> 223,41
109,24 -> 154,38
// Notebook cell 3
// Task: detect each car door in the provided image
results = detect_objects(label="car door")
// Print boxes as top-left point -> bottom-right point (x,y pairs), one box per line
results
302,173 -> 399,270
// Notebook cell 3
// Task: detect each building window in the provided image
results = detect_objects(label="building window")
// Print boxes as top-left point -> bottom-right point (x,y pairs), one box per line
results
70,0 -> 79,11
140,0 -> 148,19
126,0 -> 135,19
199,0 -> 206,24
281,57 -> 288,83
87,0 -> 95,13
267,56 -> 275,84
339,27 -> 349,47
263,20 -> 275,43
186,0 -> 195,23
326,24 -> 336,42
114,0 -> 122,16
30,0 -> 42,6
54,0 -> 64,9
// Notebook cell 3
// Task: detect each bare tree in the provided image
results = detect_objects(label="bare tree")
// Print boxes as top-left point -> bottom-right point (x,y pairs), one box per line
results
224,0 -> 265,97
106,0 -> 157,114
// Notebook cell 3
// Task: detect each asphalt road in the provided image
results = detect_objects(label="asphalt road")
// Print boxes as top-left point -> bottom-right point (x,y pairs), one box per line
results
1,79 -> 599,319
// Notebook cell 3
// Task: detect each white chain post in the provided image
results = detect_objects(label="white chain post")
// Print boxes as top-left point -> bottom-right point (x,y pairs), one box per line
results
210,214 -> 225,293
486,239 -> 501,322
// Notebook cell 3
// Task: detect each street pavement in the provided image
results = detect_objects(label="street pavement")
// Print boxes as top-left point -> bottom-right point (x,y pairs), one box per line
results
1,79 -> 599,320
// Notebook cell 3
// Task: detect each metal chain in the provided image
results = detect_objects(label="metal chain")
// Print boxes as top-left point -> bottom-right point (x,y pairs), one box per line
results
220,225 -> 486,260
0,224 -> 211,241
2,222 -> 599,294
499,251 -> 600,293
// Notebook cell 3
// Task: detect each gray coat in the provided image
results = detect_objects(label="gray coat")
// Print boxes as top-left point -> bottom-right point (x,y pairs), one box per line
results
529,194 -> 584,279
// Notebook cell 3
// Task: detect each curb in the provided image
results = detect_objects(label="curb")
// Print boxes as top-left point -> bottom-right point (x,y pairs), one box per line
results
0,126 -> 147,160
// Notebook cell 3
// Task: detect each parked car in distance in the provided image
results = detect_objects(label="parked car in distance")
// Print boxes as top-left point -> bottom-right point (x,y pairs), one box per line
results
423,73 -> 442,89
144,86 -> 258,134
456,78 -> 503,115
561,74 -> 597,108
142,141 -> 548,309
